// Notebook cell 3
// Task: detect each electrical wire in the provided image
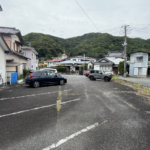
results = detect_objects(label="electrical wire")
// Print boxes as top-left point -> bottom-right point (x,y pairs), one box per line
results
75,0 -> 100,32
74,1 -> 150,39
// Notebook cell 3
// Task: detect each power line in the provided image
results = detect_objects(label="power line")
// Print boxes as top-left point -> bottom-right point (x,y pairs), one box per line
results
75,0 -> 100,32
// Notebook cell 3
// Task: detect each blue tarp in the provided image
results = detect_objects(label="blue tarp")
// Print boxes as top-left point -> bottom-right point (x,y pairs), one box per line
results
11,72 -> 18,84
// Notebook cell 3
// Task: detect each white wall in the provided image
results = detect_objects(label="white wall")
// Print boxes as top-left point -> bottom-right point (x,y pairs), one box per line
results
0,45 -> 6,85
94,65 -> 100,70
130,53 -> 148,76
6,54 -> 27,76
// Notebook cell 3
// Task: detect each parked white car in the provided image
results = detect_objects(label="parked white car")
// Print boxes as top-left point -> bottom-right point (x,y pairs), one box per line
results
40,68 -> 58,73
103,70 -> 114,75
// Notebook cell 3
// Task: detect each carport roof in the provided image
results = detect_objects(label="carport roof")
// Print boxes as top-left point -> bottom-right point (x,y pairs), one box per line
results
6,62 -> 22,67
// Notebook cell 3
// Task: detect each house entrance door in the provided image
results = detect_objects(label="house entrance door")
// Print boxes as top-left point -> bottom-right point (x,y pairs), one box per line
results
138,68 -> 142,76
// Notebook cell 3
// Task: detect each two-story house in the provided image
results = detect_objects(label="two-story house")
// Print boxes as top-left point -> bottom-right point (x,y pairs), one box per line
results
94,51 -> 124,74
22,46 -> 38,70
0,27 -> 29,81
0,34 -> 11,85
129,51 -> 150,77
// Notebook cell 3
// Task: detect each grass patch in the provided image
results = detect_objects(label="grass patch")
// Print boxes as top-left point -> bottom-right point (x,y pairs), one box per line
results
142,88 -> 150,96
18,77 -> 25,80
112,76 -> 150,97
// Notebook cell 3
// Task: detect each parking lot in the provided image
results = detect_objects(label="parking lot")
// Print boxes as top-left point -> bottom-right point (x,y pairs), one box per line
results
0,75 -> 150,150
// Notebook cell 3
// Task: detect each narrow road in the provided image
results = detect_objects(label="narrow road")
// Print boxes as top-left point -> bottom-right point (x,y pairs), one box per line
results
0,75 -> 150,150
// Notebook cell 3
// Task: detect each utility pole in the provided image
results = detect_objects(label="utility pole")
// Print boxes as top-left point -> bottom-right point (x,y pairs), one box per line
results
122,25 -> 129,78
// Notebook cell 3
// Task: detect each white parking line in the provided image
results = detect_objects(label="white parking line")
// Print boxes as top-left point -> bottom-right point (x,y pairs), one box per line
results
0,98 -> 80,118
0,89 -> 72,101
42,120 -> 108,150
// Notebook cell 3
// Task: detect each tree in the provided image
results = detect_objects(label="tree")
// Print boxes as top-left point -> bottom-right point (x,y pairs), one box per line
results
118,61 -> 124,75
58,52 -> 62,57
80,63 -> 88,70
44,64 -> 47,67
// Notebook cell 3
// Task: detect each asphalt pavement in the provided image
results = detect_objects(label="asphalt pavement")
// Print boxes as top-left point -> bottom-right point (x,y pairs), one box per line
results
0,75 -> 150,150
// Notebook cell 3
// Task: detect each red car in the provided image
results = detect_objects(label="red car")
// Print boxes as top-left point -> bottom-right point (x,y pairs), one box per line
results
85,71 -> 89,77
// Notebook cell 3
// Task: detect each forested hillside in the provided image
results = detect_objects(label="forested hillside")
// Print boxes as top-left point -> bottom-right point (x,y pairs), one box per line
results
23,32 -> 150,60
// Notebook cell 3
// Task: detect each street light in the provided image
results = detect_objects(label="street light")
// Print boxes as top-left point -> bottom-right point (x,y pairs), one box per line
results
0,5 -> 3,11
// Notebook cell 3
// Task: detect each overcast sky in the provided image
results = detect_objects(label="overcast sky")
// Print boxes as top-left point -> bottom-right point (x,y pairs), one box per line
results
0,0 -> 150,39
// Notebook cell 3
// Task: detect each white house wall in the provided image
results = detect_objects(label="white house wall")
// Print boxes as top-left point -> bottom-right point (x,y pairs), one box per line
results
94,65 -> 100,70
6,54 -> 27,76
0,45 -> 6,85
129,53 -> 148,76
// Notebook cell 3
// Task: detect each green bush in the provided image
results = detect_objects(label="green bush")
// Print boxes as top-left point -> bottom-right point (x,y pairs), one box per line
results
80,63 -> 88,70
50,65 -> 67,72
23,69 -> 30,77
118,61 -> 124,75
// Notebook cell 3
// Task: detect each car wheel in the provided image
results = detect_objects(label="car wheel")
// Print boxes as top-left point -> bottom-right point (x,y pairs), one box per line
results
104,77 -> 110,82
33,81 -> 40,88
90,76 -> 94,80
60,80 -> 64,85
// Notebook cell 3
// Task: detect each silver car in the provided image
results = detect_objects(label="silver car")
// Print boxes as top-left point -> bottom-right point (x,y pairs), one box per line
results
88,70 -> 112,82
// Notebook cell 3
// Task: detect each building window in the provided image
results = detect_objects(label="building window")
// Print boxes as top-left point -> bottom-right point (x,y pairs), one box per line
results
136,56 -> 143,63
23,64 -> 26,69
5,40 -> 11,48
24,52 -> 26,56
14,43 -> 17,52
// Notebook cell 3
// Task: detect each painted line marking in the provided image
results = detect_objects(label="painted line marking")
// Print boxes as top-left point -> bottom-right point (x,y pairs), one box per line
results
42,120 -> 107,150
61,99 -> 80,104
0,89 -> 72,101
121,100 -> 138,110
0,98 -> 80,118
113,95 -> 138,111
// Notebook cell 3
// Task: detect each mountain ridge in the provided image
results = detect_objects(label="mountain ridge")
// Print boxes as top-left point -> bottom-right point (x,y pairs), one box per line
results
23,32 -> 150,61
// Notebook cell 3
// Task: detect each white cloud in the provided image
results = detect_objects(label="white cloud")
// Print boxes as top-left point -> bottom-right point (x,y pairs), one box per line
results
0,0 -> 150,39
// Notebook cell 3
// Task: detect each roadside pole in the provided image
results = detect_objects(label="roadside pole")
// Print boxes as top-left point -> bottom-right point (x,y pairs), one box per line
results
123,25 -> 128,78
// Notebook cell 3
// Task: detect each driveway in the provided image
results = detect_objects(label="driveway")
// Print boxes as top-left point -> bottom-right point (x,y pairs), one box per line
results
118,76 -> 150,88
0,75 -> 150,150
